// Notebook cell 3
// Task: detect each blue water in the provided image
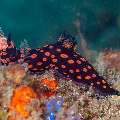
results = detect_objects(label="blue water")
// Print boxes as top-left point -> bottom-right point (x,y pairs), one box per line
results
0,0 -> 120,50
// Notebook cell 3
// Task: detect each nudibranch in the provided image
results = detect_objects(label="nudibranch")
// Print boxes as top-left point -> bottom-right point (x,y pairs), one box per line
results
0,32 -> 119,96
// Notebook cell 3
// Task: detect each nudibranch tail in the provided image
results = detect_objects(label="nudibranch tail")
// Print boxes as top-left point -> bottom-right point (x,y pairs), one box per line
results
89,75 -> 119,96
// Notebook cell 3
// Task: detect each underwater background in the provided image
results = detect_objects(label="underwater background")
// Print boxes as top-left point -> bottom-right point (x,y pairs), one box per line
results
0,0 -> 120,50
0,1 -> 120,120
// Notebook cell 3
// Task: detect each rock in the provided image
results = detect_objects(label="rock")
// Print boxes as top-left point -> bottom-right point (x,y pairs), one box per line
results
4,64 -> 26,84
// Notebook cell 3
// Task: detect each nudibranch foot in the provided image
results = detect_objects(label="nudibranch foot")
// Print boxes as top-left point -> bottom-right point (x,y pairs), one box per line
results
95,88 -> 120,97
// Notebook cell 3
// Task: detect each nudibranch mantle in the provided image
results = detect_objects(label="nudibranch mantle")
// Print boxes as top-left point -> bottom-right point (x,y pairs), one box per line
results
0,32 -> 119,96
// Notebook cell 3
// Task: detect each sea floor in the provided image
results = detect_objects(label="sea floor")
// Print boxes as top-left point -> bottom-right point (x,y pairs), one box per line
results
0,52 -> 120,120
